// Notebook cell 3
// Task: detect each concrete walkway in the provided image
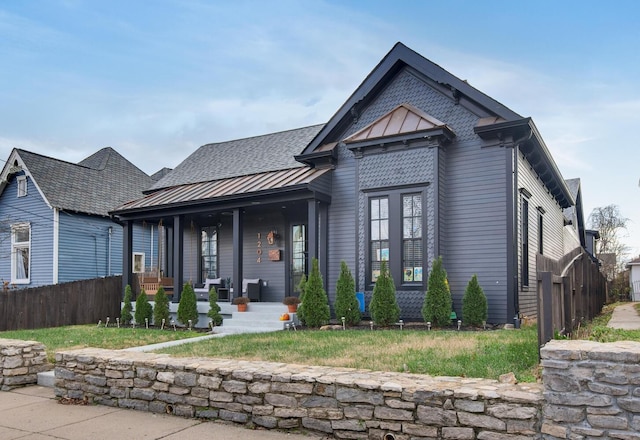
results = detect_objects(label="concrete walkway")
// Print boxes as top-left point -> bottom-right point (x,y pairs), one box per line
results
0,386 -> 324,440
607,302 -> 640,330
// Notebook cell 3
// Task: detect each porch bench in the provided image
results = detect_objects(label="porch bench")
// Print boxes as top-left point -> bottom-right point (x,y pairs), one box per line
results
194,278 -> 223,301
141,277 -> 174,298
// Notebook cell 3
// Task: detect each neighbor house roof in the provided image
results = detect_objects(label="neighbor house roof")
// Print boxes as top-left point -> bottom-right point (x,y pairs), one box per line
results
149,124 -> 325,192
1,147 -> 155,217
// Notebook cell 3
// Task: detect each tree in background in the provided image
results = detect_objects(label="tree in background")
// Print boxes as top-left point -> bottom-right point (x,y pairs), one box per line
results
369,261 -> 400,326
334,260 -> 361,326
177,282 -> 199,327
461,274 -> 488,326
298,258 -> 330,327
153,286 -> 170,327
207,286 -> 223,326
121,284 -> 133,324
422,256 -> 452,327
135,288 -> 153,326
589,204 -> 629,282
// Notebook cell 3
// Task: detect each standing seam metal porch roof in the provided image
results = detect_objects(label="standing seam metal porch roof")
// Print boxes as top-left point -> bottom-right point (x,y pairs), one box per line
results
115,166 -> 331,212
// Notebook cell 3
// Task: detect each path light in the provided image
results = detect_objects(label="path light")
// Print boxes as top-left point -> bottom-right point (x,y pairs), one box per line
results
286,323 -> 290,331
427,321 -> 431,331
97,320 -> 102,328
188,320 -> 192,331
132,321 -> 136,329
341,317 -> 346,330
209,320 -> 214,332
116,317 -> 120,328
161,318 -> 165,330
145,318 -> 149,329
457,320 -> 462,331
291,322 -> 297,331
482,320 -> 486,330
398,319 -> 404,331
171,319 -> 176,332
105,317 -> 110,327
370,321 -> 374,330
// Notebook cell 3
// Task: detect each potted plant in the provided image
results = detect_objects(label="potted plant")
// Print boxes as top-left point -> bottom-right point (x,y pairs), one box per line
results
232,296 -> 250,312
283,296 -> 301,313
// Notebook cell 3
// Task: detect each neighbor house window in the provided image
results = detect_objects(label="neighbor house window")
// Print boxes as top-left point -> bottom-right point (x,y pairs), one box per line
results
11,223 -> 30,283
402,193 -> 423,282
521,197 -> 530,287
537,207 -> 545,255
370,197 -> 389,282
132,252 -> 145,273
201,227 -> 218,280
17,176 -> 27,197
367,190 -> 426,287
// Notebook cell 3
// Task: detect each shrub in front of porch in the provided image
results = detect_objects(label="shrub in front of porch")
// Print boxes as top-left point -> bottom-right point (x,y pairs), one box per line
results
422,256 -> 452,327
177,282 -> 199,327
462,274 -> 488,326
298,258 -> 330,327
334,260 -> 361,326
154,286 -> 170,327
121,284 -> 133,325
135,288 -> 153,326
369,260 -> 400,326
208,287 -> 223,326
296,274 -> 307,324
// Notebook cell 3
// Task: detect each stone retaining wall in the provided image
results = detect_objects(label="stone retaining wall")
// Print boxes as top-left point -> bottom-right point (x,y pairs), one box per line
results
540,340 -> 640,439
54,348 -> 543,439
0,339 -> 49,390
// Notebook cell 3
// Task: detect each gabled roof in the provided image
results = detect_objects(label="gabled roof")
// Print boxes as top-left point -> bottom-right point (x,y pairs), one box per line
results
563,178 -> 586,247
149,124 -> 325,192
300,42 -> 521,156
0,147 -> 155,216
343,103 -> 454,143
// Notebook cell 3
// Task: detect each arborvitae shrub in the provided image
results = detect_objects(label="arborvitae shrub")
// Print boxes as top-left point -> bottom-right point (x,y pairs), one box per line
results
135,288 -> 153,326
153,286 -> 170,327
300,258 -> 330,327
121,284 -> 133,324
422,256 -> 452,327
207,287 -> 223,326
334,260 -> 361,326
295,273 -> 308,325
462,274 -> 488,326
177,282 -> 199,327
369,260 -> 400,326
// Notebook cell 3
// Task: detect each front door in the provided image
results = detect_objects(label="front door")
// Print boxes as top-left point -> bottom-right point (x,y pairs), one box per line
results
291,224 -> 307,295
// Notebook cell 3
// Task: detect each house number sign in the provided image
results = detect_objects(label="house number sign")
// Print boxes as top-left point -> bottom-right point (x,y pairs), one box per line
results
257,232 -> 262,263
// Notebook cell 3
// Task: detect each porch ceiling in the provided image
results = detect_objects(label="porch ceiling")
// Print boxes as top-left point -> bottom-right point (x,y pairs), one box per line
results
112,166 -> 331,216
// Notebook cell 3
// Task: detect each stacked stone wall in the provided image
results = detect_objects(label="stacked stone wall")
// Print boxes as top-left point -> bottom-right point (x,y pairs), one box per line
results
540,340 -> 640,439
0,339 -> 49,390
54,348 -> 543,439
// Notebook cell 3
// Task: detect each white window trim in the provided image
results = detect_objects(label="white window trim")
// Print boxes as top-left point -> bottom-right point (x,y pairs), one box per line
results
133,252 -> 145,273
11,222 -> 31,284
17,176 -> 27,197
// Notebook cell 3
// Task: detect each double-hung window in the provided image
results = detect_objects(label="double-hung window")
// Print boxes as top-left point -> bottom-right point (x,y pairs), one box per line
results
11,223 -> 30,284
368,190 -> 425,287
17,176 -> 27,197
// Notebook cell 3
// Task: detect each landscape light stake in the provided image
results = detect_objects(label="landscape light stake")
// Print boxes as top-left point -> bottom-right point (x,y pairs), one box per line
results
145,318 -> 149,329
457,320 -> 462,331
209,320 -> 214,332
188,319 -> 193,331
286,323 -> 290,331
97,320 -> 102,328
105,317 -> 110,327
171,319 -> 176,331
341,317 -> 346,330
132,321 -> 136,329
370,321 -> 374,330
427,321 -> 431,331
291,322 -> 297,331
398,319 -> 404,331
161,318 -> 165,330
482,320 -> 486,330
116,317 -> 120,328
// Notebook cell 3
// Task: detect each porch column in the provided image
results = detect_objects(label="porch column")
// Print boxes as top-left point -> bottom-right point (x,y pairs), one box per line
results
122,220 -> 133,298
172,215 -> 184,302
232,208 -> 243,298
308,199 -> 318,263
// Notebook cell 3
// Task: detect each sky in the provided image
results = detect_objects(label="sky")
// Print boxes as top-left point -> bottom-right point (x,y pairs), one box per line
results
1,0 -> 640,259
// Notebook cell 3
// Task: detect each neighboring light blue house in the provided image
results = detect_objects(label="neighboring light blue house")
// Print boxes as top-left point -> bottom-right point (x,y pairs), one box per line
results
111,43 -> 591,324
0,147 -> 159,288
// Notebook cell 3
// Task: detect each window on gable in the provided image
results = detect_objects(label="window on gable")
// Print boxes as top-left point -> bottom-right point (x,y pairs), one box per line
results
133,252 -> 145,273
521,197 -> 530,288
11,223 -> 30,284
201,226 -> 218,280
17,176 -> 27,197
367,189 -> 425,288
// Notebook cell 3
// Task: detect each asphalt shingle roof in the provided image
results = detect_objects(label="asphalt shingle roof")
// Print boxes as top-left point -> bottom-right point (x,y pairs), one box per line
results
17,147 -> 155,216
149,124 -> 325,191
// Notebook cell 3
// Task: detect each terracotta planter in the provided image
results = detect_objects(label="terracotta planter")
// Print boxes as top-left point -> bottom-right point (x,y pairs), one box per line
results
237,303 -> 248,312
287,304 -> 298,313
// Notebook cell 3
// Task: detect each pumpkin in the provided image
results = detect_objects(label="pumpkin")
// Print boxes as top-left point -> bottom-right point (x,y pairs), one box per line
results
279,313 -> 290,321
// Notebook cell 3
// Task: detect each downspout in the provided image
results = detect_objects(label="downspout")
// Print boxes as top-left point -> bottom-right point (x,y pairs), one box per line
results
108,226 -> 112,276
511,129 -> 533,323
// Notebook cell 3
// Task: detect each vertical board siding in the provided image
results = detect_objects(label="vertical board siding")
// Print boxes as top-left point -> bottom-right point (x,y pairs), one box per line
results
517,152 -> 567,319
0,173 -> 54,286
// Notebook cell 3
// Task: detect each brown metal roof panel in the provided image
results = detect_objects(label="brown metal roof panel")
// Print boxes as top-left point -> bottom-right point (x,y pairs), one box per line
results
384,106 -> 408,136
400,111 -> 421,132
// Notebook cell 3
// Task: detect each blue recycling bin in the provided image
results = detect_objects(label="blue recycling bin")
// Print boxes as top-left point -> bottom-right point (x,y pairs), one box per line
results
356,292 -> 365,313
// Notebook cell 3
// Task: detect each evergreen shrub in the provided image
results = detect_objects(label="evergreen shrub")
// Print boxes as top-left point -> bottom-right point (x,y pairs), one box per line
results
299,258 -> 330,327
334,260 -> 361,326
296,273 -> 307,325
207,287 -> 223,326
121,284 -> 133,324
422,256 -> 452,327
153,286 -> 170,327
462,274 -> 488,326
135,288 -> 153,326
369,260 -> 400,326
177,282 -> 199,327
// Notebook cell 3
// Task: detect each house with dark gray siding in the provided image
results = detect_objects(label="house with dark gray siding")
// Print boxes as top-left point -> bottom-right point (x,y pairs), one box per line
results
0,147 -> 157,288
111,43 -> 586,324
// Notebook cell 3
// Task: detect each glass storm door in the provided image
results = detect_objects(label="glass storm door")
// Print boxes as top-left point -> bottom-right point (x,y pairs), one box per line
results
291,224 -> 307,294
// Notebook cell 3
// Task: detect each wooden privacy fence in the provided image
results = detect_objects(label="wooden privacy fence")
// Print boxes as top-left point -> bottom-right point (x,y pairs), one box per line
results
537,248 -> 607,349
0,276 -> 122,331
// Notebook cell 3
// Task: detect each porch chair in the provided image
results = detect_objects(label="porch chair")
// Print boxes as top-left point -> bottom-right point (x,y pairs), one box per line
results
242,278 -> 262,302
194,278 -> 223,301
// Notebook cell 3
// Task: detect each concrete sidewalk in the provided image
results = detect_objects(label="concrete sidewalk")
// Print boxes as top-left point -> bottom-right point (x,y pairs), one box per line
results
0,386 -> 324,440
607,302 -> 640,330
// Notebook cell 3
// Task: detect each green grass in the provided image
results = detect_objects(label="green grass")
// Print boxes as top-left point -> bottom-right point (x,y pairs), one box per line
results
573,302 -> 640,343
156,326 -> 541,382
0,325 -> 204,363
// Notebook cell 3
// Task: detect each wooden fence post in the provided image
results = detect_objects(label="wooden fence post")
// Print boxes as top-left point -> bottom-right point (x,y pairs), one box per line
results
538,271 -> 554,352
